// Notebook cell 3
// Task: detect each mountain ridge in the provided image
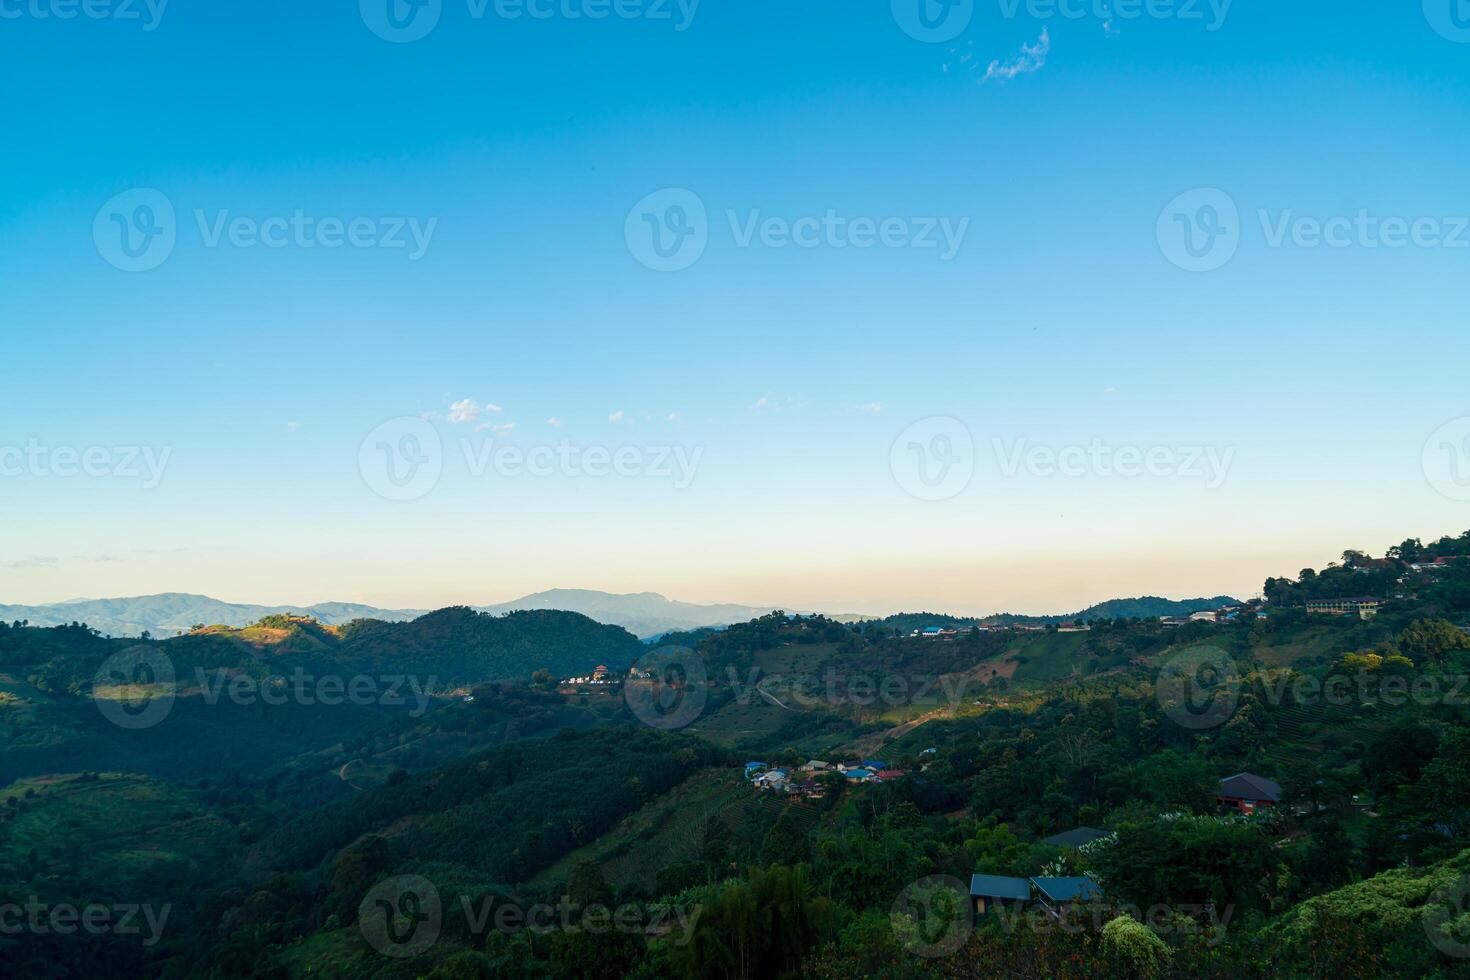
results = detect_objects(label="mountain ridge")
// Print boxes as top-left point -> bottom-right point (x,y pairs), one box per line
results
0,590 -> 797,640
0,589 -> 1244,641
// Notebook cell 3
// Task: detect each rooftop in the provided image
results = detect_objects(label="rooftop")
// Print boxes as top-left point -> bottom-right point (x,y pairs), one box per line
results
1031,877 -> 1102,903
1042,826 -> 1112,849
969,874 -> 1031,901
1219,772 -> 1282,802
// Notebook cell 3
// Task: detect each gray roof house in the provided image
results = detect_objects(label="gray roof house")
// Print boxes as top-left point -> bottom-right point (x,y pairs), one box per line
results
1218,772 -> 1282,813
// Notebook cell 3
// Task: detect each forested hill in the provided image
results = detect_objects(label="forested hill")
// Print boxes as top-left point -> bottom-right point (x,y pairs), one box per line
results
1,606 -> 642,691
0,608 -> 646,784
872,595 -> 1239,634
333,606 -> 644,681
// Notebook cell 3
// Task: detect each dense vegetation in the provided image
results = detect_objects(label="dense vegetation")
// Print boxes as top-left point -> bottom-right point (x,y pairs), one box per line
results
3,531 -> 1470,977
0,607 -> 643,785
333,606 -> 645,685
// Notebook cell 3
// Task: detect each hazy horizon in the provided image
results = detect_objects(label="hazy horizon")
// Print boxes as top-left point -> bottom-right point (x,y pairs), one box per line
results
7,522 -> 1463,617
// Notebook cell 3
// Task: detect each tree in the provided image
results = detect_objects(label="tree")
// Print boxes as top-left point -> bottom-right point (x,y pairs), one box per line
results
329,834 -> 392,922
762,808 -> 811,866
567,859 -> 613,909
806,911 -> 929,980
426,950 -> 496,979
1100,915 -> 1171,978
1395,619 -> 1470,664
1090,813 -> 1281,914
1363,723 -> 1438,799
671,866 -> 832,980
964,819 -> 1027,874
548,927 -> 642,980
1134,749 -> 1216,812
1414,729 -> 1470,847
1387,538 -> 1425,562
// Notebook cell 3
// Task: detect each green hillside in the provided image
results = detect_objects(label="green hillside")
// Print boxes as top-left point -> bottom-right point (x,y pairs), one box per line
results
4,530 -> 1470,977
0,608 -> 645,787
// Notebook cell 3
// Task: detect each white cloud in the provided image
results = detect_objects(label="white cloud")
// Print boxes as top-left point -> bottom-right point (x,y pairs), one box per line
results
286,421 -> 299,432
667,412 -> 680,422
0,552 -> 147,569
448,398 -> 502,425
608,410 -> 625,423
852,402 -> 884,414
984,28 -> 1050,82
449,398 -> 481,424
753,393 -> 809,414
546,417 -> 562,427
476,421 -> 516,433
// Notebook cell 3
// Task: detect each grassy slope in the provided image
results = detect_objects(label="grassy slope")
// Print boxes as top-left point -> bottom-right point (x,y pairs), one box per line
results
1007,632 -> 1091,685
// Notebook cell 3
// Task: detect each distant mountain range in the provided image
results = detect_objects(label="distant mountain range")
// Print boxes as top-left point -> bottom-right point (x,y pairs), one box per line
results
0,590 -> 813,641
0,593 -> 415,639
475,589 -> 818,640
0,589 -> 1241,641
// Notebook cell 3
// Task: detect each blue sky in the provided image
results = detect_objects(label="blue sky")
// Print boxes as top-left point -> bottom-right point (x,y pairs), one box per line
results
2,1 -> 1469,613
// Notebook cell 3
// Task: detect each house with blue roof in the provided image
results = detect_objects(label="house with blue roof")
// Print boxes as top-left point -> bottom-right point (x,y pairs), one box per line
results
743,762 -> 769,779
969,874 -> 1030,916
860,759 -> 887,770
1031,876 -> 1102,914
